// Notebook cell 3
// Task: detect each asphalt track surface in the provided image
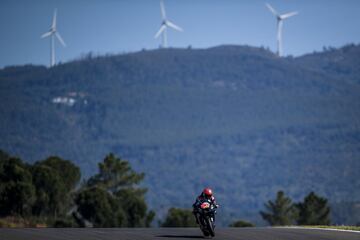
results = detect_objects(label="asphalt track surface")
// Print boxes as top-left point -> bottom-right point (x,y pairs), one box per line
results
1,227 -> 359,240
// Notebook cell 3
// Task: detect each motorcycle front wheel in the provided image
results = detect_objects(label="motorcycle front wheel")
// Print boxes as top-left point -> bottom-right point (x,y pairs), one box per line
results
206,218 -> 215,237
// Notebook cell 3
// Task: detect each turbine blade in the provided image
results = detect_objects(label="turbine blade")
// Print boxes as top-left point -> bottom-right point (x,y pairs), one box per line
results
41,31 -> 52,38
280,11 -> 298,19
160,0 -> 166,20
265,3 -> 278,16
55,32 -> 66,47
166,20 -> 183,32
154,25 -> 166,38
52,8 -> 57,29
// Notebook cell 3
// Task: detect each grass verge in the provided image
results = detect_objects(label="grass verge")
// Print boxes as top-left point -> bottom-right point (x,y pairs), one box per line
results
301,225 -> 360,231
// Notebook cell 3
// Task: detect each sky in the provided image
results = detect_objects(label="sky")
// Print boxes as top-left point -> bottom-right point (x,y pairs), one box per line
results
1,0 -> 360,68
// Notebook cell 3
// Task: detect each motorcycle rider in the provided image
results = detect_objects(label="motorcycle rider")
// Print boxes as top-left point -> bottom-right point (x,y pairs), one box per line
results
193,188 -> 219,224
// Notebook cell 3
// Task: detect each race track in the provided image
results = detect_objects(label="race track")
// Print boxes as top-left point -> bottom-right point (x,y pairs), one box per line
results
1,227 -> 359,240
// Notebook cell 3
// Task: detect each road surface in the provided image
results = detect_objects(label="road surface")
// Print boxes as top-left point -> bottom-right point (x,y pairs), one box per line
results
1,227 -> 359,240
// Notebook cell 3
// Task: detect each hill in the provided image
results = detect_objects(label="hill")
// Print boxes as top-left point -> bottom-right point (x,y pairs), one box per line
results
0,44 -> 360,225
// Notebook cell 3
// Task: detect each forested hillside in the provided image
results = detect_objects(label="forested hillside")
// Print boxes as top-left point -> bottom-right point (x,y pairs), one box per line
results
0,44 -> 360,225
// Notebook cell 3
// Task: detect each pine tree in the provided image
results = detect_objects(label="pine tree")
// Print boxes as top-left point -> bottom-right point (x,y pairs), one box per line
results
260,191 -> 297,226
87,153 -> 145,193
296,192 -> 331,225
76,153 -> 155,227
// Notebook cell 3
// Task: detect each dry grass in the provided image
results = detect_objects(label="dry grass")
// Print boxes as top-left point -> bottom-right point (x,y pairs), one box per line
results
0,217 -> 47,228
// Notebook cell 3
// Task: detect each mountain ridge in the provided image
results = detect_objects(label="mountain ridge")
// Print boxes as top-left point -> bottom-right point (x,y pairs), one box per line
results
1,44 -> 360,225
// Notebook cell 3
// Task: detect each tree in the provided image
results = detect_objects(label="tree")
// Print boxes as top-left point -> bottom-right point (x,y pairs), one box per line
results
260,191 -> 297,226
75,187 -> 126,227
145,210 -> 156,227
0,150 -> 9,162
296,192 -> 331,225
161,208 -> 197,227
0,157 -> 35,217
76,153 -> 155,227
31,156 -> 81,218
31,164 -> 65,217
229,220 -> 255,227
38,156 -> 81,190
87,153 -> 145,192
115,188 -> 155,227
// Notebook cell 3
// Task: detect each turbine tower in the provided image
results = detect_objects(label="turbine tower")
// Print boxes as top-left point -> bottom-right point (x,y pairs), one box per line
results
266,3 -> 298,57
41,9 -> 66,67
154,0 -> 183,48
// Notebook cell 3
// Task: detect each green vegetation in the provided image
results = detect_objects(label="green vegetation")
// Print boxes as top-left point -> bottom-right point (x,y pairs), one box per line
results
260,191 -> 297,226
301,225 -> 360,231
76,153 -> 155,227
31,157 -> 80,218
260,191 -> 331,226
161,208 -> 197,227
0,151 -> 154,227
0,154 -> 80,225
229,220 -> 255,227
0,44 -> 360,226
296,192 -> 331,225
0,157 -> 35,217
75,186 -> 126,227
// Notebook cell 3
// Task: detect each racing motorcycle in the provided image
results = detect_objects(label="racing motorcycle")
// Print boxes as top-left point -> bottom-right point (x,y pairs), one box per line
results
194,200 -> 217,237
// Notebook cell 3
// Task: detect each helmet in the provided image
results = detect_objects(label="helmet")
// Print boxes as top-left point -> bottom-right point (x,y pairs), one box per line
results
202,188 -> 213,198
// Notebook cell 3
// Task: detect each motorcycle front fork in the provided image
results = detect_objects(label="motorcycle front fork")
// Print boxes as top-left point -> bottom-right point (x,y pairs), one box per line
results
194,213 -> 200,225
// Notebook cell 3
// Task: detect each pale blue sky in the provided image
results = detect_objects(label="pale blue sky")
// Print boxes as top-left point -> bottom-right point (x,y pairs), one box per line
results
1,0 -> 360,68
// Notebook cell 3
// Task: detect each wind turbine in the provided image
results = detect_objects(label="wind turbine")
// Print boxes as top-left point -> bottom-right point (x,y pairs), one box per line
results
266,3 -> 298,57
154,0 -> 183,48
41,9 -> 66,67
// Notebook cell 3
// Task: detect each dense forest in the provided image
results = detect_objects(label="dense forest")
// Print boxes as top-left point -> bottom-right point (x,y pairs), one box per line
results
0,150 -> 154,227
0,150 -> 338,228
0,44 -> 359,226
